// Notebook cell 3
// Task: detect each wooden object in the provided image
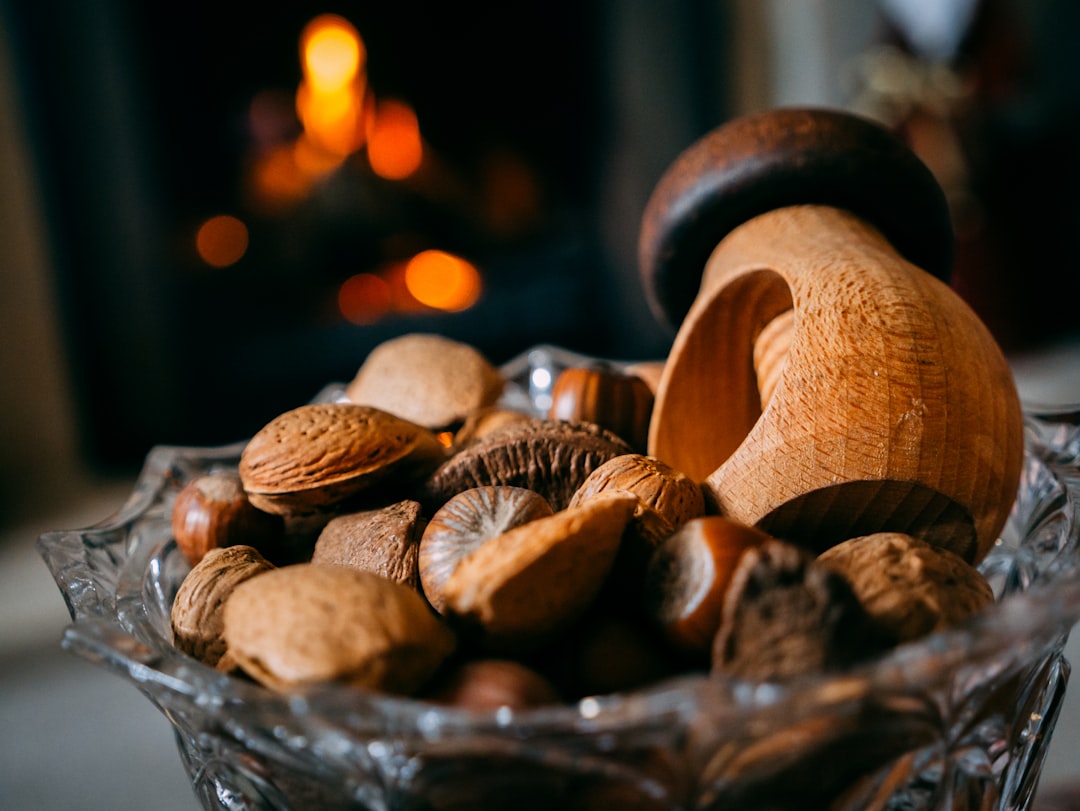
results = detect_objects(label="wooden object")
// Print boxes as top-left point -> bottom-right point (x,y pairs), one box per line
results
641,110 -> 1024,563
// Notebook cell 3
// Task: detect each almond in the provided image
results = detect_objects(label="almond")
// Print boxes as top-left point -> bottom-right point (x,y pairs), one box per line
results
239,403 -> 445,515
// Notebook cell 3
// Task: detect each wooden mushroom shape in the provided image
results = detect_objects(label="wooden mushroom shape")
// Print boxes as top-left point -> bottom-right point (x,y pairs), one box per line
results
640,108 -> 1023,564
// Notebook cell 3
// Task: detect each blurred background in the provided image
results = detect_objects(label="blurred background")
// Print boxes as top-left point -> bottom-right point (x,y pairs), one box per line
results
1,1 -> 1079,809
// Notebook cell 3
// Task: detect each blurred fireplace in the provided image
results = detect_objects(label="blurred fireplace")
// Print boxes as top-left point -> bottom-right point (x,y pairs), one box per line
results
5,1 -> 729,468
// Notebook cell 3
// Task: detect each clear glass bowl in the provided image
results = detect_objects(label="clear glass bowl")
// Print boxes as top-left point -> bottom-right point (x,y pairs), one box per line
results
38,345 -> 1080,811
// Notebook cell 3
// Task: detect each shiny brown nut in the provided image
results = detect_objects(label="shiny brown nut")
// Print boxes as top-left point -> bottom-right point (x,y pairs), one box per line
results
712,539 -> 896,682
421,659 -> 561,710
345,333 -> 504,430
311,500 -> 425,588
422,419 -> 633,512
170,545 -> 275,668
171,471 -> 285,566
239,403 -> 446,516
418,486 -> 553,612
816,532 -> 995,643
222,563 -> 456,694
645,516 -> 771,656
440,494 -> 637,653
548,366 -> 654,451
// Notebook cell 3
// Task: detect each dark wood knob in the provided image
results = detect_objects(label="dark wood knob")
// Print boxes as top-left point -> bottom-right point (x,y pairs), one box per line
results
639,107 -> 954,329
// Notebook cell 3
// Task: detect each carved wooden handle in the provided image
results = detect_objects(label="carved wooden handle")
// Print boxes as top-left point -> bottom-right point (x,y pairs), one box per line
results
642,110 -> 1023,564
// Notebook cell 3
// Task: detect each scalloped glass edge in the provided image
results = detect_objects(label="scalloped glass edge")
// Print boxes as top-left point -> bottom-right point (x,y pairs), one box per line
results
35,345 -> 1080,809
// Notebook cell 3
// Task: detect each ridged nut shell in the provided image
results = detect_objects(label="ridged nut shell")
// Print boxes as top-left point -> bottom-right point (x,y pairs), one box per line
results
422,419 -> 633,512
419,486 -> 554,612
312,500 -> 425,589
171,545 -> 275,667
239,403 -> 445,515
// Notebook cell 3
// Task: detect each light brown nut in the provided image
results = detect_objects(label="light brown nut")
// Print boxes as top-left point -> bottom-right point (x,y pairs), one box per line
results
345,333 -> 504,430
171,545 -> 275,667
239,403 -> 446,516
422,419 -> 633,512
440,494 -> 637,653
548,366 -> 654,451
222,564 -> 456,694
711,539 -> 895,682
645,516 -> 772,657
452,407 -> 537,448
420,659 -> 561,710
419,486 -> 553,612
311,500 -> 425,588
171,471 -> 285,566
816,532 -> 995,642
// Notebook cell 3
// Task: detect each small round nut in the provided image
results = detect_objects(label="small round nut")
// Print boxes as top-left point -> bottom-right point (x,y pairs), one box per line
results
170,545 -> 275,667
548,366 -> 654,451
345,333 -> 504,430
816,532 -> 995,642
419,486 -> 553,612
222,563 -> 456,694
645,516 -> 771,656
421,659 -> 561,710
440,494 -> 637,653
172,471 -> 284,566
312,500 -> 426,588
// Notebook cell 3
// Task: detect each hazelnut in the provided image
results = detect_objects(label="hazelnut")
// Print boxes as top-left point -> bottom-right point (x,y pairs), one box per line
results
548,366 -> 654,451
421,659 -> 561,710
418,486 -> 553,612
171,471 -> 284,566
644,516 -> 770,656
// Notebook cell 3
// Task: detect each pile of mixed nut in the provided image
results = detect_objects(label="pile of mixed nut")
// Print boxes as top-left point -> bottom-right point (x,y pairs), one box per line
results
170,332 -> 996,709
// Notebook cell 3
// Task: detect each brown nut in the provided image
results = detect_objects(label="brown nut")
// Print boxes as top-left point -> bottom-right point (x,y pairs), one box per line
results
440,494 -> 637,653
420,659 -> 561,710
345,333 -> 504,430
644,516 -> 771,656
452,407 -> 537,448
422,419 -> 633,512
222,563 -> 456,694
711,539 -> 896,682
171,471 -> 285,566
418,486 -> 553,613
548,366 -> 654,451
816,532 -> 995,643
311,500 -> 426,589
239,403 -> 446,516
170,545 -> 275,667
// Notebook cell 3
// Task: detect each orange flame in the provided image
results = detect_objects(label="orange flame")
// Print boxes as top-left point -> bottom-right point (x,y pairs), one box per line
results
296,15 -> 368,157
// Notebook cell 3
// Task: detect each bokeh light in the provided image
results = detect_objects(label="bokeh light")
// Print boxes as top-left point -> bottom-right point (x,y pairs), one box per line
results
403,250 -> 482,311
196,215 -> 249,268
367,100 -> 423,180
338,272 -> 392,324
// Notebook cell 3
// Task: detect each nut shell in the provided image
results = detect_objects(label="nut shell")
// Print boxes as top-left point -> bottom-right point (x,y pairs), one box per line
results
548,366 -> 654,451
816,532 -> 994,642
346,333 -> 504,430
171,545 -> 275,667
422,419 -> 633,512
440,494 -> 637,653
239,403 -> 445,515
419,486 -> 553,612
312,500 -> 425,588
171,471 -> 284,566
223,563 -> 456,693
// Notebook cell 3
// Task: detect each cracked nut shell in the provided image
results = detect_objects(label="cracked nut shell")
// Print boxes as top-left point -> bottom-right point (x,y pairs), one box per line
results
311,500 -> 426,589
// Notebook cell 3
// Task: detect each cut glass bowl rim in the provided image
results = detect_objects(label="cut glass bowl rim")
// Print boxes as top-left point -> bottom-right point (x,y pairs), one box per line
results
36,344 -> 1080,746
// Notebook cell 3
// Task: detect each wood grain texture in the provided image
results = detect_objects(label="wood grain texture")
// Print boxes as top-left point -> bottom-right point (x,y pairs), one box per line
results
649,205 -> 1023,562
